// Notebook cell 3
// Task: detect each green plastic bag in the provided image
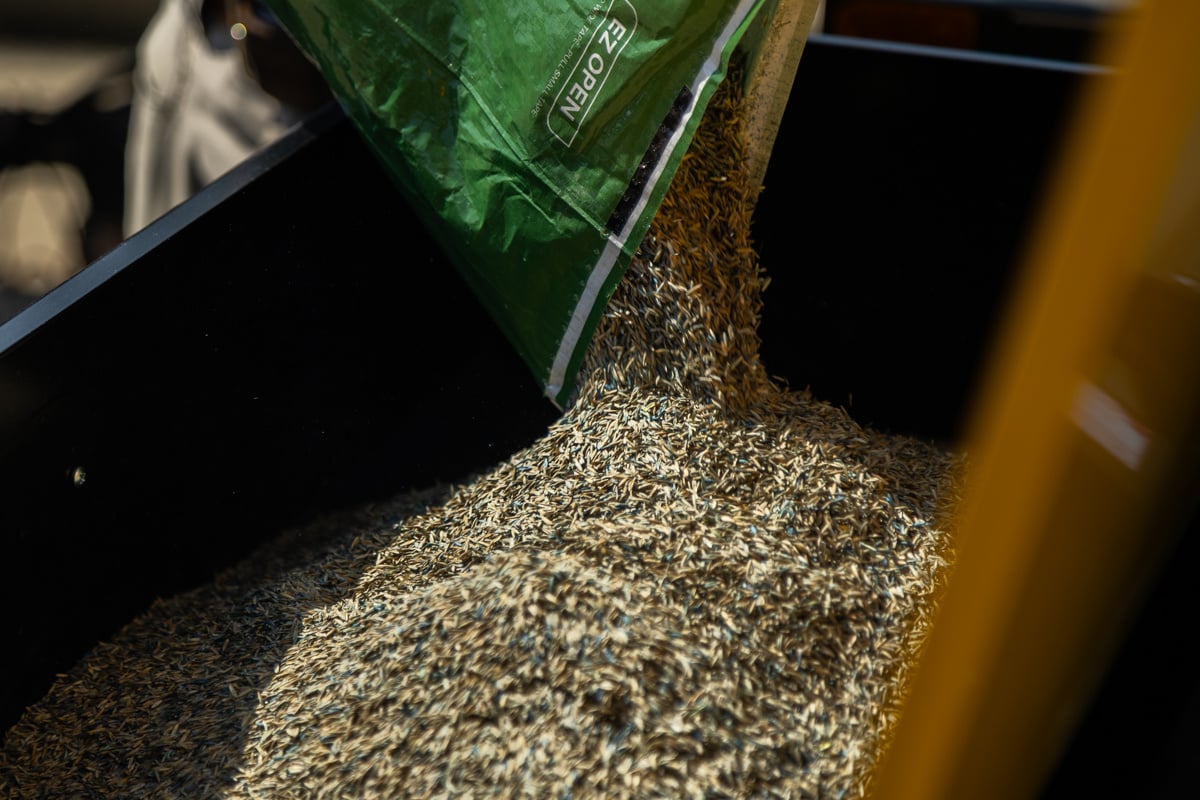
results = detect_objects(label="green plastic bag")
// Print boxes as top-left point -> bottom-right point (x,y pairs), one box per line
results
267,0 -> 772,407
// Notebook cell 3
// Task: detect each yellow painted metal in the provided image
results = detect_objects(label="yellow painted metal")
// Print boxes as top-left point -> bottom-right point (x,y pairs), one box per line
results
867,1 -> 1200,798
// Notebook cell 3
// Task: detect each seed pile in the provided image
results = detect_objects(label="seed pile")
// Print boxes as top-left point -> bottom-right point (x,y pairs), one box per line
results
1,62 -> 963,799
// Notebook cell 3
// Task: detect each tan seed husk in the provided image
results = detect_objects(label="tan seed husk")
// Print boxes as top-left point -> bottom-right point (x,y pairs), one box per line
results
0,58 -> 963,800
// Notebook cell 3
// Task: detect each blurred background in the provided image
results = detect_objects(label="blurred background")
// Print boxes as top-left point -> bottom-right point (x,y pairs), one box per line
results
0,1 -> 157,320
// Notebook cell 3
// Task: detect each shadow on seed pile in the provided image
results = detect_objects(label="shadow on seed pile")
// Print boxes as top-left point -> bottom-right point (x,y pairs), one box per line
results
0,61 -> 964,799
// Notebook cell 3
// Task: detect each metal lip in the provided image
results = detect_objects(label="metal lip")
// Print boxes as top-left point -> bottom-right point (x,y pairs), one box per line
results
0,100 -> 346,357
809,31 -> 1114,75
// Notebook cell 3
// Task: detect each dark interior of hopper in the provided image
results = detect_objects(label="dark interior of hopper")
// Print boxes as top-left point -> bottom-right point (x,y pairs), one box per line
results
754,39 -> 1086,447
2,33 -> 1194,798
